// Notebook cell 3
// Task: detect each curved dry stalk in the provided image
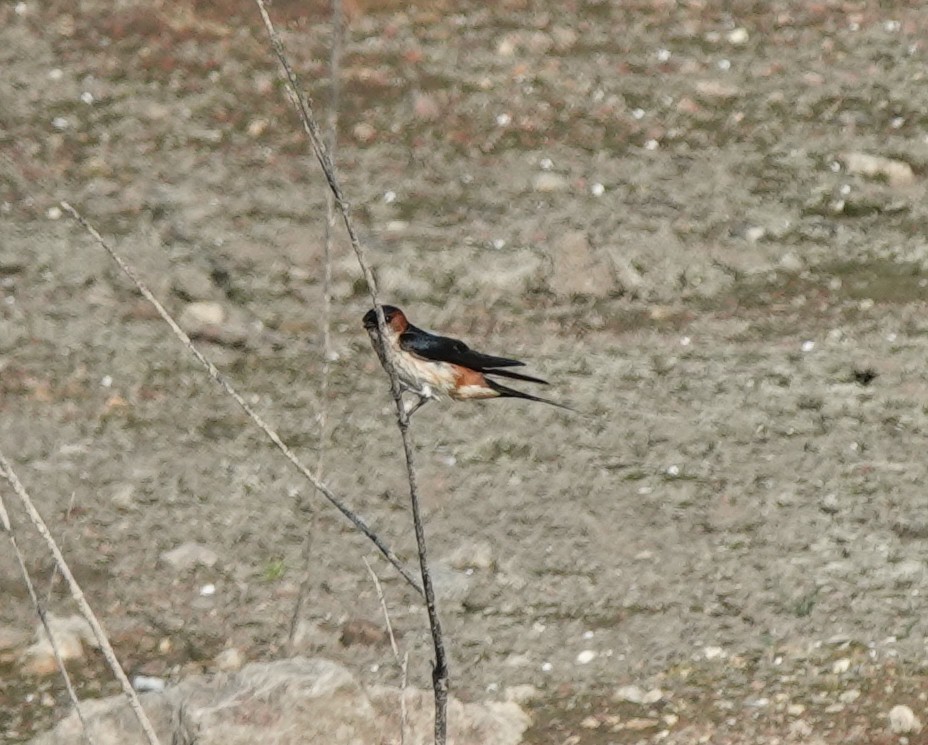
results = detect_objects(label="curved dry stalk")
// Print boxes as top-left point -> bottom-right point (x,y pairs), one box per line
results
60,201 -> 423,597
0,452 -> 162,745
288,0 -> 344,650
0,490 -> 96,745
251,3 -> 449,741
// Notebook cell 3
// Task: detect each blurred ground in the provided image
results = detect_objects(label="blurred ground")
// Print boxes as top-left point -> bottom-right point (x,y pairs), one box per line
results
2,0 -> 928,742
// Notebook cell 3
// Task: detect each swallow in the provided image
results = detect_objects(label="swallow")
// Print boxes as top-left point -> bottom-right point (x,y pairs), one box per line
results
362,305 -> 572,416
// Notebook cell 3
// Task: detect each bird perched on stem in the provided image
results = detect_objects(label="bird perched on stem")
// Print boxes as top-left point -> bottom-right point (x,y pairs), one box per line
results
363,305 -> 573,416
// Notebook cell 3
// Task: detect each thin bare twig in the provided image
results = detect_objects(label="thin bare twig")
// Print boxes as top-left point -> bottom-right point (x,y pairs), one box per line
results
251,3 -> 449,741
288,0 -> 344,649
363,557 -> 400,660
400,650 -> 410,745
44,489 -> 78,605
363,557 -> 408,745
60,201 -> 422,597
0,489 -> 96,745
0,451 -> 162,745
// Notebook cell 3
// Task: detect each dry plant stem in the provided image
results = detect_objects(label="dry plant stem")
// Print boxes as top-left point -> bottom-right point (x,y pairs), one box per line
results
0,494 -> 96,745
44,489 -> 78,605
363,557 -> 407,745
363,558 -> 400,660
60,201 -> 423,597
401,650 -> 410,745
288,0 -> 343,649
0,452 -> 163,745
251,3 -> 449,741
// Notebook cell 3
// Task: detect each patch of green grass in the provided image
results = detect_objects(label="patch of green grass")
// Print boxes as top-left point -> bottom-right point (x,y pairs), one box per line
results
263,557 -> 287,582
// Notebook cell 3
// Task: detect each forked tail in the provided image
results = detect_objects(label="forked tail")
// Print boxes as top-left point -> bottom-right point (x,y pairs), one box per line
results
486,379 -> 576,412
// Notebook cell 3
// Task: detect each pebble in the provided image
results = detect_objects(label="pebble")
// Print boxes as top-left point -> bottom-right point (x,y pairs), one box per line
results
132,675 -> 166,693
694,80 -> 740,99
888,704 -> 922,734
841,152 -> 915,188
789,719 -> 813,738
614,684 -> 663,704
832,657 -> 851,674
839,689 -> 860,704
179,301 -> 225,328
214,647 -> 244,672
159,542 -> 219,571
703,645 -> 726,660
819,493 -> 840,514
246,118 -> 268,137
110,482 -> 136,511
576,650 -> 596,665
624,717 -> 659,730
727,27 -> 749,45
532,172 -> 569,192
890,559 -> 924,585
353,122 -> 376,143
779,252 -> 803,272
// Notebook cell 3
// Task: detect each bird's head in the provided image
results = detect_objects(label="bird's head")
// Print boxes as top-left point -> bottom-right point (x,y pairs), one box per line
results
362,305 -> 407,334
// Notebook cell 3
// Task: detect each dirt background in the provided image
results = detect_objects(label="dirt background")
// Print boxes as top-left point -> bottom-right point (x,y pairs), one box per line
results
3,0 -> 928,742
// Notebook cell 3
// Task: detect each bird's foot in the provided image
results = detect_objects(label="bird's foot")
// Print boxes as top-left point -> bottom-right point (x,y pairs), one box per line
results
404,395 -> 430,418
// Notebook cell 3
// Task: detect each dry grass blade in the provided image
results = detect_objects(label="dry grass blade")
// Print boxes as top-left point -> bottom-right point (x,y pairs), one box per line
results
0,451 -> 163,745
251,2 -> 450,741
59,201 -> 423,597
288,0 -> 344,650
0,488 -> 97,745
364,557 -> 408,745
44,490 -> 78,605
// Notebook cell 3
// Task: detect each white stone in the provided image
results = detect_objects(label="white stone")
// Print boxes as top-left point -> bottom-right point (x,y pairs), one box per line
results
727,28 -> 749,45
576,649 -> 596,664
160,542 -> 219,571
888,704 -> 922,734
179,301 -> 225,329
132,675 -> 166,693
532,172 -> 569,192
214,647 -> 244,672
841,152 -> 915,188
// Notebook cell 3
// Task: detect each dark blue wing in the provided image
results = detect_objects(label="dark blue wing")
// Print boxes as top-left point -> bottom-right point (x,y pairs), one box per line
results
399,325 -> 525,370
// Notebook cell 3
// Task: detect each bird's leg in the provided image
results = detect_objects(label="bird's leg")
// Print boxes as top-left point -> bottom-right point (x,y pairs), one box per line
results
404,394 -> 430,418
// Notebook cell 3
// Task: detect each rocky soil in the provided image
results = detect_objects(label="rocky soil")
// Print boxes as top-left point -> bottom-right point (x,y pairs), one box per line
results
3,1 -> 928,743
